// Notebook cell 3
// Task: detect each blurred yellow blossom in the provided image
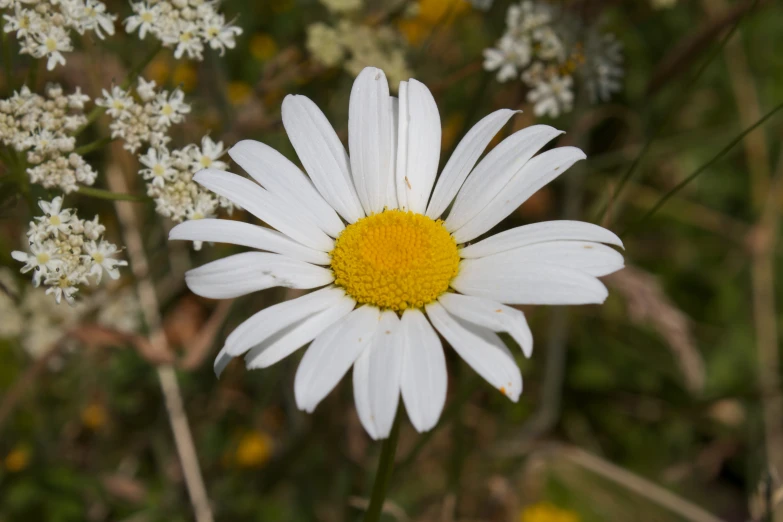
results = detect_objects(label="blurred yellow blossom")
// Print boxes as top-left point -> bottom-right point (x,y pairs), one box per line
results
146,57 -> 171,86
4,445 -> 31,472
399,0 -> 470,44
172,63 -> 198,93
81,402 -> 108,430
227,82 -> 254,106
250,33 -> 278,62
521,503 -> 580,522
235,431 -> 274,468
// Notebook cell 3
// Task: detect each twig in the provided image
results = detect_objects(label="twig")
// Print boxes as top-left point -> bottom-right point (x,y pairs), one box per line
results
647,0 -> 766,96
106,164 -> 213,522
556,445 -> 726,522
750,150 -> 783,522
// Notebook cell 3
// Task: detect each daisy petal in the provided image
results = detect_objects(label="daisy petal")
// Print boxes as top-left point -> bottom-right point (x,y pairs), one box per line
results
445,125 -> 562,232
460,220 -> 623,259
399,309 -> 447,432
295,305 -> 381,413
470,241 -> 625,277
185,252 -> 334,299
229,140 -> 345,237
281,95 -> 365,223
169,219 -> 330,265
245,295 -> 356,369
214,345 -> 233,378
353,311 -> 403,439
349,67 -> 394,214
452,146 -> 586,243
438,293 -> 533,357
426,109 -> 517,219
452,261 -> 609,305
194,168 -> 334,251
426,301 -> 522,401
396,79 -> 441,214
225,286 -> 346,356
386,96 -> 400,209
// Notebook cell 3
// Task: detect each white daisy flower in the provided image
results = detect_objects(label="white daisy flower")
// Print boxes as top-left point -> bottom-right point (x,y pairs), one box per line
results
169,67 -> 624,439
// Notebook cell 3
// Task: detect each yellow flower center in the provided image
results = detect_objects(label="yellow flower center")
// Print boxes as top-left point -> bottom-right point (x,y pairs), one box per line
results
92,252 -> 105,263
330,210 -> 460,311
152,164 -> 166,176
45,38 -> 57,52
141,12 -> 154,22
36,252 -> 50,264
199,156 -> 212,168
161,104 -> 174,116
49,215 -> 61,226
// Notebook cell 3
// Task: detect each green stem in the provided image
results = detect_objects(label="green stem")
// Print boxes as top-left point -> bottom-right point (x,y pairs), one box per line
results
74,43 -> 163,137
362,412 -> 401,522
1,24 -> 14,93
74,136 -> 114,156
623,100 -> 783,236
77,186 -> 149,202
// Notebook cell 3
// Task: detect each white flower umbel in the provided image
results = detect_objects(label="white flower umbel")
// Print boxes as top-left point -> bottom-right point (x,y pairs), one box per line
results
1,0 -> 116,70
124,0 -> 242,60
170,67 -> 625,439
11,197 -> 127,305
0,84 -> 96,193
306,18 -> 412,87
96,78 -> 191,153
143,136 -> 234,229
483,0 -> 624,117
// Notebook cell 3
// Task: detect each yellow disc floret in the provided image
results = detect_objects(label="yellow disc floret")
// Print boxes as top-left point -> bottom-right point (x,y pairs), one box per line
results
330,210 -> 460,311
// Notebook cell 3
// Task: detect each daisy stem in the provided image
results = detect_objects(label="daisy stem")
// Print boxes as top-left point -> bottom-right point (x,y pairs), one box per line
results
363,412 -> 401,522
77,186 -> 149,202
622,100 -> 783,237
74,43 -> 163,137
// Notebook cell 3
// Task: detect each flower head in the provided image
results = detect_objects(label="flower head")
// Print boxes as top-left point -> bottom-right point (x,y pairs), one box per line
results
170,67 -> 624,439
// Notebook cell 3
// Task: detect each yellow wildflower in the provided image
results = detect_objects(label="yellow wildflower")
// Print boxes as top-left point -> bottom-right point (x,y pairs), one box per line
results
235,431 -> 274,468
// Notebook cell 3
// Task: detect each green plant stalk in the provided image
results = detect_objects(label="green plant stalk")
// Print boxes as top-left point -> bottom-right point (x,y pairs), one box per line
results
74,136 -> 114,156
623,100 -> 783,236
74,43 -> 163,137
595,0 -> 759,223
1,25 -> 15,93
363,412 -> 402,522
78,186 -> 149,202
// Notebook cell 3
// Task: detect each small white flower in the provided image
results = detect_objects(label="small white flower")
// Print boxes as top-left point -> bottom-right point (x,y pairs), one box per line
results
153,88 -> 190,126
139,147 -> 177,187
124,2 -> 160,39
190,135 -> 226,171
170,67 -> 623,439
84,240 -> 127,283
96,85 -> 134,118
483,35 -> 531,82
527,73 -> 574,118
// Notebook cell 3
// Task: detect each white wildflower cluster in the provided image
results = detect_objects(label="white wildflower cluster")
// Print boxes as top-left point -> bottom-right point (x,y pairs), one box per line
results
483,1 -> 624,118
139,135 -> 233,228
98,77 -> 232,239
319,0 -> 362,13
306,19 -> 411,87
0,84 -> 97,193
95,78 -> 190,153
1,0 -> 116,70
0,268 -> 141,365
124,0 -> 242,60
11,197 -> 127,305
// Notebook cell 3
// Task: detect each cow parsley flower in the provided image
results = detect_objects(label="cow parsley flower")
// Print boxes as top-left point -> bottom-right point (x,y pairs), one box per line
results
306,17 -> 411,88
11,197 -> 127,305
0,84 -> 96,192
169,67 -> 624,439
483,0 -> 623,117
95,78 -> 190,152
1,0 -> 116,70
124,0 -> 242,60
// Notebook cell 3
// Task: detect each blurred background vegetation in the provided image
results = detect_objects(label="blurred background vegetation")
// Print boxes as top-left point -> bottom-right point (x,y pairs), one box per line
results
1,0 -> 782,521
